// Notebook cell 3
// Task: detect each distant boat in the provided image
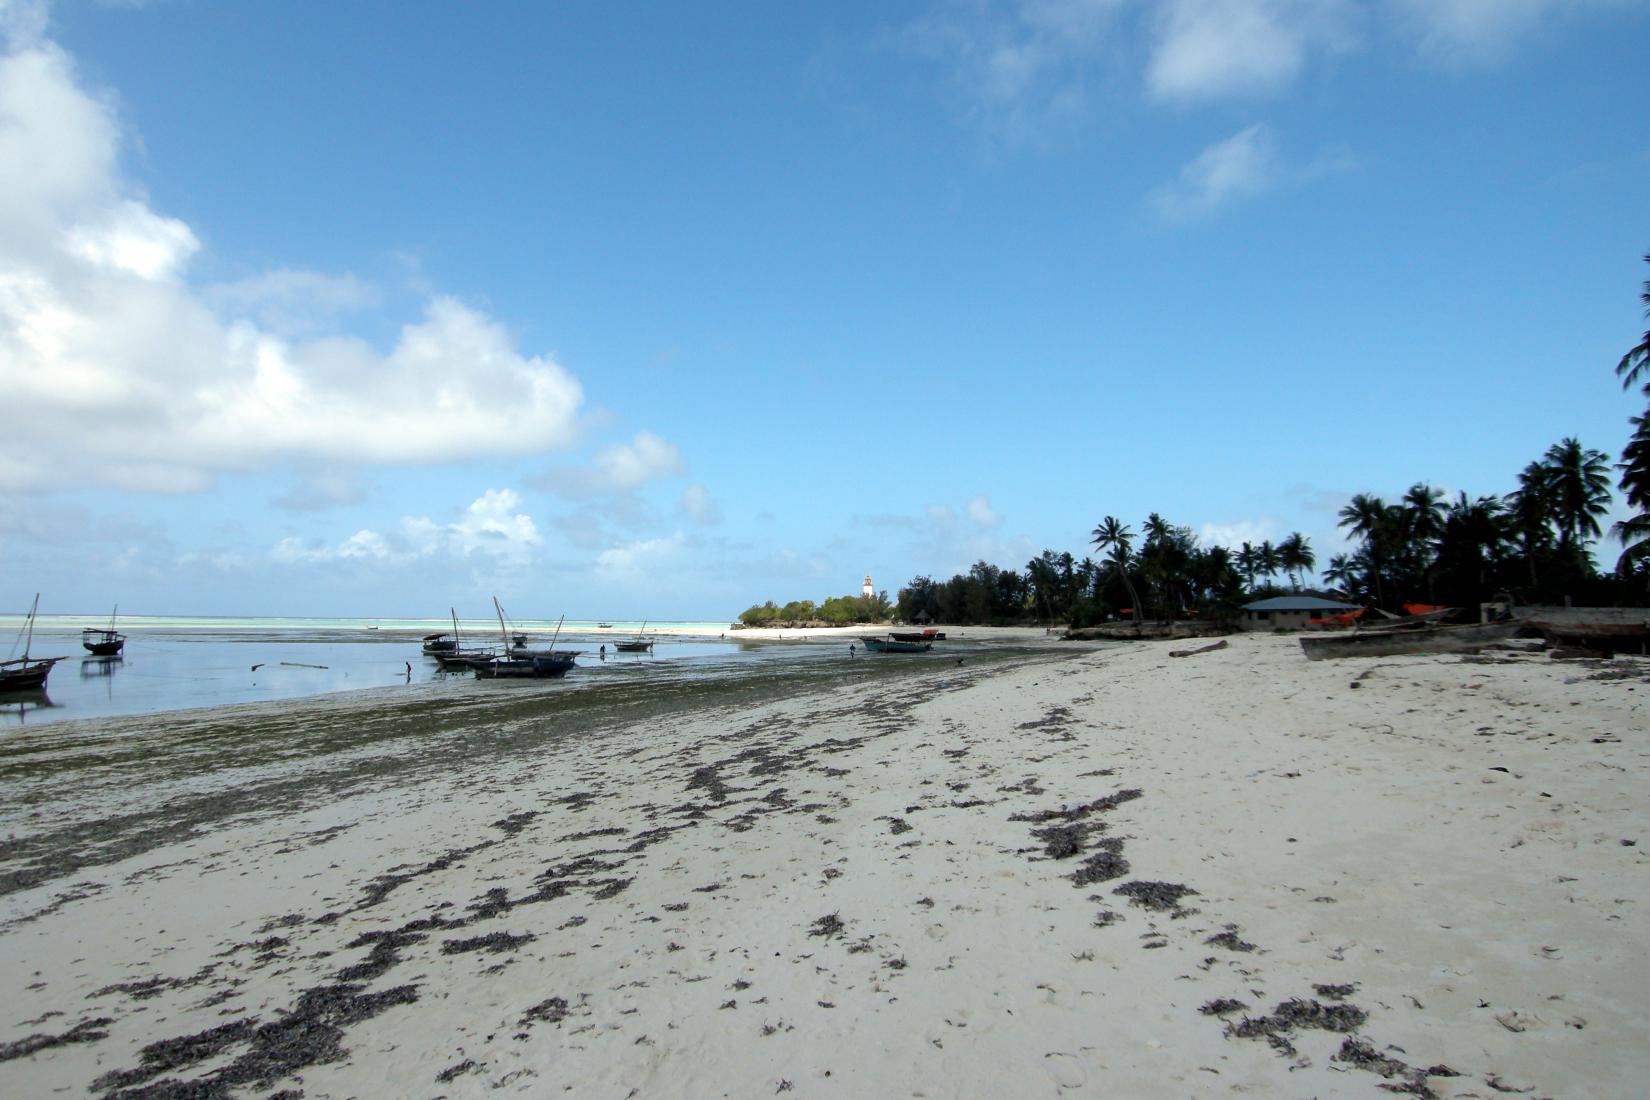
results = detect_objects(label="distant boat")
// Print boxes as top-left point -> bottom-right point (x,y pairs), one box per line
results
614,620 -> 654,653
889,629 -> 945,643
82,605 -> 126,656
597,622 -> 613,629
476,601 -> 576,679
2,594 -> 66,692
862,633 -> 932,654
421,631 -> 459,656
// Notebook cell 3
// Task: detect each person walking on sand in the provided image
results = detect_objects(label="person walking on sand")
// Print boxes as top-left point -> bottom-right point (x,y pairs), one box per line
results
404,661 -> 411,680
599,643 -> 606,659
849,643 -> 856,658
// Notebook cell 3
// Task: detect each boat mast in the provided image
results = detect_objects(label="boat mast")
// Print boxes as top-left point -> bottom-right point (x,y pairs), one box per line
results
451,607 -> 461,649
547,614 -> 565,654
493,597 -> 509,650
23,593 -> 38,662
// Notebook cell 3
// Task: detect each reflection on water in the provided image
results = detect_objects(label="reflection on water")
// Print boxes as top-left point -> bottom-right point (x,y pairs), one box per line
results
0,688 -> 59,725
1,625 -> 891,730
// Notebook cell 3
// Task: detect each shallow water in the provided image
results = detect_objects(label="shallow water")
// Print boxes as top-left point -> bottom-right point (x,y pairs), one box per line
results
0,619 -> 954,730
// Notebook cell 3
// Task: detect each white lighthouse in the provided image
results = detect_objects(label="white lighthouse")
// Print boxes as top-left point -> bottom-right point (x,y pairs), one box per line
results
862,574 -> 874,598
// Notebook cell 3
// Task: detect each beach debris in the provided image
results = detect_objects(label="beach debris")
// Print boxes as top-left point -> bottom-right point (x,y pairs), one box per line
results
249,663 -> 264,671
521,997 -> 570,1026
441,931 -> 537,955
808,913 -> 846,939
0,1017 -> 114,1062
1169,640 -> 1228,658
279,661 -> 328,670
1199,998 -> 1248,1016
1312,983 -> 1357,1000
1113,880 -> 1198,912
1205,928 -> 1257,952
1494,1010 -> 1540,1032
436,1059 -> 480,1082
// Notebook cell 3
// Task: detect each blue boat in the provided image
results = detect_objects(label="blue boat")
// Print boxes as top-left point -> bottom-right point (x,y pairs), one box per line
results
862,634 -> 932,654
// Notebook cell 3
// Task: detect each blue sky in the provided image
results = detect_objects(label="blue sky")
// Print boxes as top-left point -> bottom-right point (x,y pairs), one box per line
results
2,0 -> 1647,620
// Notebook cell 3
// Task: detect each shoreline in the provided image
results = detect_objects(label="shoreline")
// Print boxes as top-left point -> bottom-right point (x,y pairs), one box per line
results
1,634 -> 1645,1097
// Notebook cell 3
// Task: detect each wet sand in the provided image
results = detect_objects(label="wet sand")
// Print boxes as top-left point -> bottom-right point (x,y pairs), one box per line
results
1,633 -> 1645,1098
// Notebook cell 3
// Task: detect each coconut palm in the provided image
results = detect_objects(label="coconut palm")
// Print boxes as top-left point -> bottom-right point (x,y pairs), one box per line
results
1337,493 -> 1390,606
1277,532 -> 1314,591
1614,409 -> 1650,576
1090,516 -> 1144,623
1235,542 -> 1259,591
1506,461 -> 1555,593
1616,250 -> 1650,394
1542,437 -> 1613,554
1323,553 -> 1359,599
1256,540 -> 1281,588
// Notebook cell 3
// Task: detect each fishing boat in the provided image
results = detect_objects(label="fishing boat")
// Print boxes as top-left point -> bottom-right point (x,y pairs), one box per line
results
614,621 -> 654,653
889,629 -> 945,643
422,631 -> 459,656
82,605 -> 126,656
475,601 -> 576,679
432,608 -> 500,670
3,594 -> 66,692
1299,621 -> 1519,661
862,633 -> 933,654
1511,606 -> 1650,655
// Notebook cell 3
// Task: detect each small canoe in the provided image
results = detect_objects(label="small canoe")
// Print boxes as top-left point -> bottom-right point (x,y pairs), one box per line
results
1300,621 -> 1519,661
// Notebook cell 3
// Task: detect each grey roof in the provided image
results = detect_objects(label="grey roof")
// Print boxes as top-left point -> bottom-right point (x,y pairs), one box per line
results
1242,596 -> 1360,612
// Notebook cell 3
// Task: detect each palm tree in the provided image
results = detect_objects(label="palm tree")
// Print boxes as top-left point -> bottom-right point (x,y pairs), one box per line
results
1277,532 -> 1314,591
1616,250 -> 1650,394
1323,553 -> 1359,599
1542,437 -> 1613,555
1236,542 -> 1259,591
1090,516 -> 1144,623
1337,494 -> 1390,607
1437,492 -> 1508,603
1256,540 -> 1281,589
1614,409 -> 1650,577
1506,461 -> 1555,594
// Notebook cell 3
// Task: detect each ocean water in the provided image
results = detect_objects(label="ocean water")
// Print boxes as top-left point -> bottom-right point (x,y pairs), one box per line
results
0,615 -> 868,730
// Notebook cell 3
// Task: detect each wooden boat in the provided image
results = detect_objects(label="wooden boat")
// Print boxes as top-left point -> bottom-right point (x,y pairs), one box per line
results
1512,606 -> 1650,655
614,621 -> 654,653
82,605 -> 126,656
421,631 -> 459,656
476,602 -> 576,679
2,594 -> 66,692
863,634 -> 932,654
890,629 -> 945,642
1299,621 -> 1519,661
432,608 -> 499,669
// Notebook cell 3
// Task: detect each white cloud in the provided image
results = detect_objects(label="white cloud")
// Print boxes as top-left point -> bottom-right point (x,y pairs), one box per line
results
925,503 -> 957,527
527,431 -> 685,498
271,488 -> 541,570
1198,519 -> 1278,549
0,38 -> 585,493
595,532 -> 685,582
677,483 -> 721,524
206,269 -> 382,336
1391,0 -> 1607,61
1146,0 -> 1356,101
1151,123 -> 1278,220
966,494 -> 1001,527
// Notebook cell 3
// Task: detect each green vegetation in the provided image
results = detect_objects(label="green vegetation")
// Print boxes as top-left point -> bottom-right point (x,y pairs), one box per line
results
885,250 -> 1650,625
737,590 -> 895,627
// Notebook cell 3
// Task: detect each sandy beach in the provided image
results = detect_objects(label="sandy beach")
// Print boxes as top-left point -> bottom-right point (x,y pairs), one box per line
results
1,633 -> 1645,1098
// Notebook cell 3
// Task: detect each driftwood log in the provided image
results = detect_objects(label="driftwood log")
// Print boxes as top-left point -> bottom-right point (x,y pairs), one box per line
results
1168,640 -> 1228,658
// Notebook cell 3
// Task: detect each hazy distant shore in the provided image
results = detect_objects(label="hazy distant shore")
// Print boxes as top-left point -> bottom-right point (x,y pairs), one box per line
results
1,634 -> 1645,1097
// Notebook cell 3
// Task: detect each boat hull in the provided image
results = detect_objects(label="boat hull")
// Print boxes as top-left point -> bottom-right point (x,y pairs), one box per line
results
475,654 -> 576,679
1299,622 -> 1519,661
1,657 -> 65,692
863,637 -> 931,653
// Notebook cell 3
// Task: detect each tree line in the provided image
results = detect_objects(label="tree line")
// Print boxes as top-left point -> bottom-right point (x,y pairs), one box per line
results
892,252 -> 1650,626
737,590 -> 895,627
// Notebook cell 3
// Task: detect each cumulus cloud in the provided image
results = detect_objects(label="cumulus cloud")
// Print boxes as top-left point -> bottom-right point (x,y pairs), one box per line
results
206,269 -> 382,336
1198,519 -> 1278,549
527,431 -> 685,498
0,37 -> 584,494
677,483 -> 721,524
1152,123 -> 1278,220
272,488 -> 542,570
595,532 -> 685,582
966,494 -> 1001,528
1146,0 -> 1355,101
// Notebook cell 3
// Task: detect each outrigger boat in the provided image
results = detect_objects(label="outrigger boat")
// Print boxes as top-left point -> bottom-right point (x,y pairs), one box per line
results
1299,620 -> 1519,661
3,594 -> 66,692
82,605 -> 126,656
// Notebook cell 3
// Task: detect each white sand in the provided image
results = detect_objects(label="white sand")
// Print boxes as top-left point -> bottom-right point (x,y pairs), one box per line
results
2,634 -> 1645,1098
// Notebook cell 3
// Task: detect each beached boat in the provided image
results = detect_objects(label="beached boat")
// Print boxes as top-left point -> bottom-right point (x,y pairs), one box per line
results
475,602 -> 576,679
890,629 -> 946,643
1299,621 -> 1519,661
82,605 -> 126,656
3,594 -> 66,692
432,608 -> 499,669
1512,606 -> 1650,655
422,631 -> 459,656
614,621 -> 654,653
863,634 -> 932,654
